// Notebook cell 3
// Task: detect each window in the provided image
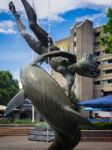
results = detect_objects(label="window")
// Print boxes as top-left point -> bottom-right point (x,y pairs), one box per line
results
94,32 -> 100,37
102,80 -> 108,84
103,60 -> 108,64
74,47 -> 76,52
105,69 -> 112,74
97,61 -> 100,65
74,32 -> 76,37
74,41 -> 76,47
94,51 -> 100,56
74,36 -> 76,41
94,42 -> 100,47
100,70 -> 105,74
73,47 -> 77,54
94,81 -> 100,85
108,79 -> 112,83
103,59 -> 112,65
108,59 -> 112,63
102,79 -> 112,84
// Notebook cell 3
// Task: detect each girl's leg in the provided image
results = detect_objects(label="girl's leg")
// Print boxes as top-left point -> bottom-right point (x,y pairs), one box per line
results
21,0 -> 53,48
9,1 -> 43,54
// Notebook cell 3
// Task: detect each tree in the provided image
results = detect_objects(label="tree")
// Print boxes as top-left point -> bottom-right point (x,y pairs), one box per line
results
0,70 -> 20,106
101,8 -> 112,53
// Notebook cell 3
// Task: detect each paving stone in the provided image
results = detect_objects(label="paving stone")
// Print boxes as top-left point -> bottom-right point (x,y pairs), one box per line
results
0,136 -> 112,150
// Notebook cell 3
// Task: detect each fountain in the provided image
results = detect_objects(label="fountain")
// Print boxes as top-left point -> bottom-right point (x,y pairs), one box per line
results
5,0 -> 99,149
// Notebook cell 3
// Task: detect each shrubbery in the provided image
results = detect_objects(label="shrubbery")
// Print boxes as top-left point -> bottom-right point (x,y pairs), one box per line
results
81,122 -> 112,130
0,119 -> 12,124
0,119 -> 34,124
35,121 -> 50,129
14,119 -> 33,124
0,119 -> 112,130
93,122 -> 112,130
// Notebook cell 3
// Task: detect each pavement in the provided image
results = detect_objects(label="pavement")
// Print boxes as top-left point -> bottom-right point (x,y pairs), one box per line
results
0,136 -> 112,150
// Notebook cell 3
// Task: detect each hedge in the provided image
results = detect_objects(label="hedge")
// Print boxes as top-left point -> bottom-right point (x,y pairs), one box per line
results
0,119 -> 112,130
0,119 -> 34,124
81,122 -> 112,130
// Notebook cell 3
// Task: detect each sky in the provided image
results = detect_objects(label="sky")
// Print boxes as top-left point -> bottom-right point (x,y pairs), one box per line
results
0,0 -> 112,87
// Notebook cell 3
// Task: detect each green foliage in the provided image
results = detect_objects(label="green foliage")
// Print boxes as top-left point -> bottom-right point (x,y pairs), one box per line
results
0,70 -> 20,106
81,122 -> 112,130
93,122 -> 112,130
35,121 -> 50,129
35,122 -> 112,130
14,119 -> 33,124
101,8 -> 112,53
0,118 -> 12,124
0,119 -> 112,130
0,119 -> 34,124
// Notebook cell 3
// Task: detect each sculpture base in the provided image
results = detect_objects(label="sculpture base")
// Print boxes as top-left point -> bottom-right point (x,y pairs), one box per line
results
28,128 -> 54,142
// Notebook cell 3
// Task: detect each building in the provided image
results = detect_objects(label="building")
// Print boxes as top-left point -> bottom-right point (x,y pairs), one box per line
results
53,19 -> 112,101
51,37 -> 71,88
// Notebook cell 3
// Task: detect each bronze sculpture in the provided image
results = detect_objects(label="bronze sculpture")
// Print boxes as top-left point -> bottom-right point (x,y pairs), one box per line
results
5,64 -> 93,150
5,0 -> 99,149
9,0 -> 98,98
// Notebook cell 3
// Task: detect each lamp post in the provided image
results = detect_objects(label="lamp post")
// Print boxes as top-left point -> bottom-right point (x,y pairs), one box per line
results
31,0 -> 37,123
31,44 -> 35,123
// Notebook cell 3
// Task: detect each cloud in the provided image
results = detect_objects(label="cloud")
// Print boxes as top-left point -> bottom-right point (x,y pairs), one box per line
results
0,0 -> 112,22
12,70 -> 22,88
84,0 -> 112,8
0,20 -> 16,34
75,12 -> 107,27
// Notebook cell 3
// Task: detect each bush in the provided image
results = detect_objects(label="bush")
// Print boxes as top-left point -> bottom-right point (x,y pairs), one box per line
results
0,118 -> 34,124
93,122 -> 112,130
14,119 -> 33,124
0,118 -> 12,124
81,122 -> 112,130
35,121 -> 50,129
0,119 -> 112,130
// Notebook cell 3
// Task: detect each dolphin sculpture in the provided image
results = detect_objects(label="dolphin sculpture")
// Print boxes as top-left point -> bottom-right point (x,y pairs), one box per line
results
5,64 -> 93,150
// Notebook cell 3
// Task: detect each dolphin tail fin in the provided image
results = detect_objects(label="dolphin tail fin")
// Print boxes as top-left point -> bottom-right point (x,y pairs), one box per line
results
49,128 -> 81,150
64,106 -> 94,128
4,90 -> 25,116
